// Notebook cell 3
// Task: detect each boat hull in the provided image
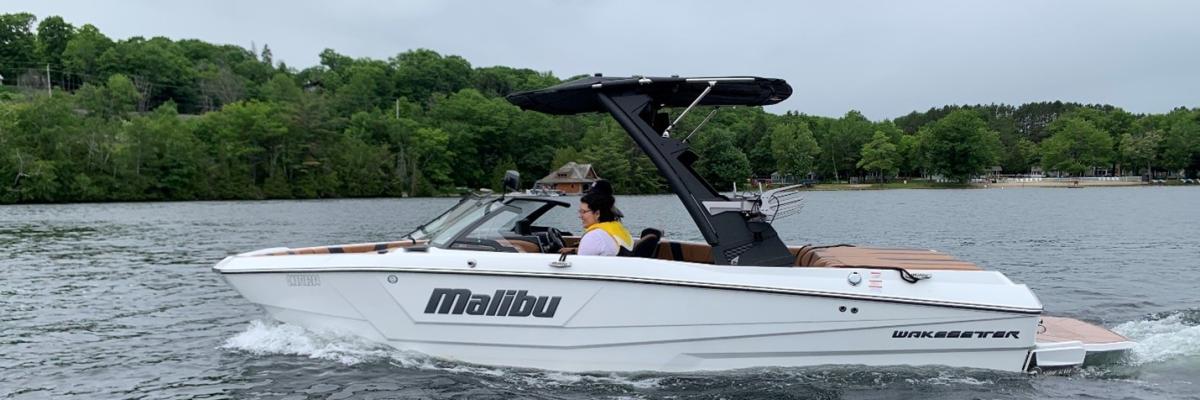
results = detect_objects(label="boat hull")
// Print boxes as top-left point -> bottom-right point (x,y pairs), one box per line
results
219,267 -> 1041,372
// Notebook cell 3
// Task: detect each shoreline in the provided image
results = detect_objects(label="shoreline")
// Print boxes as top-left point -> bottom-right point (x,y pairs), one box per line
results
982,180 -> 1145,189
802,180 -> 1151,191
5,181 -> 1196,206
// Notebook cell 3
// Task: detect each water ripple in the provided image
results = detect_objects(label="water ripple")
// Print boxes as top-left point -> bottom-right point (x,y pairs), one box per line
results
2,188 -> 1198,399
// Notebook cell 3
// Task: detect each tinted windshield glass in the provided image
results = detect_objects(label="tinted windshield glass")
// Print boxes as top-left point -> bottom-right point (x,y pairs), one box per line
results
506,199 -> 557,228
428,199 -> 504,247
461,208 -> 521,242
408,196 -> 491,241
426,197 -> 570,250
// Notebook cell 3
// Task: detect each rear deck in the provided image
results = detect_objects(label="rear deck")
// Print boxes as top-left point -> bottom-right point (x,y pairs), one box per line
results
1032,316 -> 1134,369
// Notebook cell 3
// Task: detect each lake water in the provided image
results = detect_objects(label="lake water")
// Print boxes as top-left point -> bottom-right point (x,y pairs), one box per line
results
3,187 -> 1199,399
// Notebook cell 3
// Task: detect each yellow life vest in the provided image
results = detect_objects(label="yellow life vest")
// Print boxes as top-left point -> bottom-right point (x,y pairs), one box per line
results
584,221 -> 633,250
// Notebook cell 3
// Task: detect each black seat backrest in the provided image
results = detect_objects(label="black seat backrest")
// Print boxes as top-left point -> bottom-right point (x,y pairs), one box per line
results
630,228 -> 662,258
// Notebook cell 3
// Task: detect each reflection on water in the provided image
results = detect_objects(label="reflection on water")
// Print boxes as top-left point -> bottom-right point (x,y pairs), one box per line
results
2,187 -> 1198,399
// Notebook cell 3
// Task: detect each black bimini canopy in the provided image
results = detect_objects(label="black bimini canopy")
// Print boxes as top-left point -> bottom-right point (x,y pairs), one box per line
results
505,75 -> 797,267
506,76 -> 791,115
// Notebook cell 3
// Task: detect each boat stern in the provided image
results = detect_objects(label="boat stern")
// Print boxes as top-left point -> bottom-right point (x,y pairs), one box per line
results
1030,316 -> 1135,371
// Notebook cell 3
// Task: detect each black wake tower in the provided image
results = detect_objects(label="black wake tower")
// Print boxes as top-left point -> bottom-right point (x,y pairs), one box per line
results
507,75 -> 795,266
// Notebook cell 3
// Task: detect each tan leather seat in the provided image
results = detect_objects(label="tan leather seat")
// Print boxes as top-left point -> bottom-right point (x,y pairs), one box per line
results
656,240 -> 714,263
499,239 -> 542,253
793,245 -> 982,271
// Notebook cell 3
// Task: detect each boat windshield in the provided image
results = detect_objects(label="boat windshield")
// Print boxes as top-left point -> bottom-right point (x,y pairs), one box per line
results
427,198 -> 507,248
405,195 -> 496,242
421,196 -> 570,251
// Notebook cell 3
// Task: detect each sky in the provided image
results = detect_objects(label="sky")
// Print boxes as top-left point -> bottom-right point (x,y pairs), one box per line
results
7,0 -> 1200,119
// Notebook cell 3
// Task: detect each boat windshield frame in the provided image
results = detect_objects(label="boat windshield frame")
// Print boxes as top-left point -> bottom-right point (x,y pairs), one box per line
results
419,195 -> 570,251
404,194 -> 495,242
428,199 -> 508,248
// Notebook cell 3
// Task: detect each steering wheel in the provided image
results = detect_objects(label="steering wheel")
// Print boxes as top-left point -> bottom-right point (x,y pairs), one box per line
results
544,227 -> 565,253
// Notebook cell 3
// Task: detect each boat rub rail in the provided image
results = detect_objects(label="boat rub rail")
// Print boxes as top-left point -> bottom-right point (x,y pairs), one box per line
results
256,239 -> 982,271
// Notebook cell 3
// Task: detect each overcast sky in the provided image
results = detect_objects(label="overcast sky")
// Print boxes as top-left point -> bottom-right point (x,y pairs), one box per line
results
8,0 -> 1200,119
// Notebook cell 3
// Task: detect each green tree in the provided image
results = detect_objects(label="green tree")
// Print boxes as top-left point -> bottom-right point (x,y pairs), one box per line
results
333,62 -> 390,114
20,159 -> 59,202
260,73 -> 302,103
769,120 -> 821,180
196,64 -> 247,111
391,49 -> 474,103
98,36 -> 195,111
819,110 -> 874,181
874,120 -> 905,144
1040,117 -> 1113,176
923,110 -> 1001,183
624,151 -> 665,194
75,73 -> 140,119
113,101 -> 203,199
0,13 -> 38,83
692,127 -> 751,190
408,127 -> 452,195
1011,138 -> 1040,174
897,134 -> 925,178
331,134 -> 390,197
726,108 -> 774,177
0,95 -> 87,202
35,16 -> 75,84
13,12 -> 1200,203
61,24 -> 113,83
341,110 -> 416,195
579,125 -> 632,191
1120,131 -> 1161,177
260,44 -> 273,66
427,88 -> 524,188
193,100 -> 289,198
1062,106 -> 1134,144
318,48 -> 354,73
148,103 -> 204,200
1158,109 -> 1200,175
473,66 -> 558,97
549,147 -> 583,172
857,131 -> 899,182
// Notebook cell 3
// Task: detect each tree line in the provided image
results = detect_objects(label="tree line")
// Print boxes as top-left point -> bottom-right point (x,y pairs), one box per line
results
1,13 -> 1198,204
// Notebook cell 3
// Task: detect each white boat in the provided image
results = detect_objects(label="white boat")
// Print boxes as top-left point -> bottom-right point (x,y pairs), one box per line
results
214,75 -> 1132,373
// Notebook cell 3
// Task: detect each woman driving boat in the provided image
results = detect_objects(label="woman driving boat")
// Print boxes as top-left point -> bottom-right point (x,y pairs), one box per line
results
570,180 -> 632,256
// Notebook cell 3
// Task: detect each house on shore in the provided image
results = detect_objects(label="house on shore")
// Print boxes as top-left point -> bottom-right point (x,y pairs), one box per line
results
535,162 -> 599,194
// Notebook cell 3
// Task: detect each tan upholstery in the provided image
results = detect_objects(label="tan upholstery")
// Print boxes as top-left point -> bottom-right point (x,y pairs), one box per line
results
655,240 -> 714,263
260,239 -> 427,256
792,245 -> 982,270
500,239 -> 542,253
639,241 -> 980,270
261,236 -> 980,272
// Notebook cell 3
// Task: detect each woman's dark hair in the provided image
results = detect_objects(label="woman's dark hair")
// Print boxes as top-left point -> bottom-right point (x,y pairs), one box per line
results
581,180 -> 619,222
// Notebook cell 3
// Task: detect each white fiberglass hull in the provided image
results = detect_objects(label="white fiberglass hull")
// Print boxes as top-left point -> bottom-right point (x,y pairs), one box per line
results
215,248 -> 1046,372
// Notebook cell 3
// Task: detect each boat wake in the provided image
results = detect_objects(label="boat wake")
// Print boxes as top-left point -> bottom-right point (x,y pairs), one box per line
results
221,320 -> 665,389
1112,308 -> 1200,365
220,310 -> 1199,393
221,320 -> 394,366
218,320 -> 1020,395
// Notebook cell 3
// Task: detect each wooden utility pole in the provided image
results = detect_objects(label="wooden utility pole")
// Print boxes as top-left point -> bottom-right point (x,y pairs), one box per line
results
46,64 -> 52,97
